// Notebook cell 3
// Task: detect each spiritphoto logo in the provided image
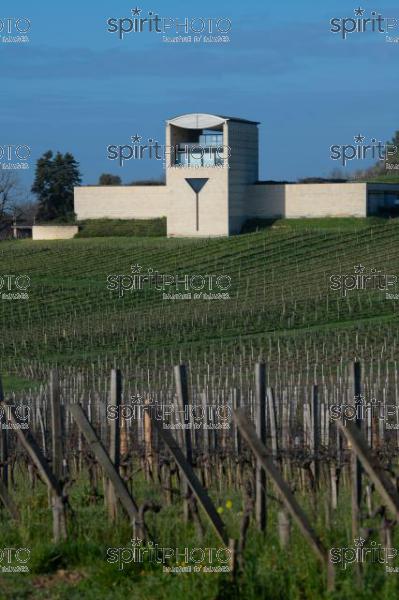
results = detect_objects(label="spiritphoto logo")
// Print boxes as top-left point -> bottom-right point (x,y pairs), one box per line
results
330,135 -> 397,167
0,404 -> 30,430
0,548 -> 31,573
107,264 -> 231,300
0,274 -> 30,301
107,539 -> 232,573
330,8 -> 399,43
107,134 -> 230,169
0,17 -> 30,43
107,395 -> 231,430
329,265 -> 397,297
107,7 -> 231,44
330,538 -> 398,571
0,145 -> 31,171
329,393 -> 399,427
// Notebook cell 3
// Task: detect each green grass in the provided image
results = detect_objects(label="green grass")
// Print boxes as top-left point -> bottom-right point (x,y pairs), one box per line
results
365,175 -> 399,184
2,375 -> 40,394
241,216 -> 389,233
76,218 -> 167,238
0,471 -> 398,599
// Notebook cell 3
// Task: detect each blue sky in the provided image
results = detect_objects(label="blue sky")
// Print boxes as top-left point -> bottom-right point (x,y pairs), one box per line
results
2,0 -> 399,194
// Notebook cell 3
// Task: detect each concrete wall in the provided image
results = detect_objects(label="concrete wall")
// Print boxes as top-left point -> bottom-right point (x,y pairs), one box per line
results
285,183 -> 367,217
166,165 -> 229,237
75,174 -> 229,238
32,225 -> 79,240
247,183 -> 368,219
74,181 -> 370,238
74,186 -> 169,220
248,184 -> 286,218
165,121 -> 229,237
227,121 -> 259,234
167,124 -> 198,167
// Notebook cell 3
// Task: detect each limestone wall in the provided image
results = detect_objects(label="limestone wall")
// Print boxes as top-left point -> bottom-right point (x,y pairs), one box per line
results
247,183 -> 368,218
74,186 -> 169,220
32,226 -> 79,240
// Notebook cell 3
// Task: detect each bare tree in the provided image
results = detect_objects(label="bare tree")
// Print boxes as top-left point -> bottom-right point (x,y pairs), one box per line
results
0,172 -> 36,237
0,172 -> 22,221
329,167 -> 349,181
17,200 -> 38,224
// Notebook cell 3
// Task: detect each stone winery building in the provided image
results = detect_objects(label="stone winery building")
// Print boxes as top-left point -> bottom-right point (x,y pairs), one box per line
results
74,113 -> 399,237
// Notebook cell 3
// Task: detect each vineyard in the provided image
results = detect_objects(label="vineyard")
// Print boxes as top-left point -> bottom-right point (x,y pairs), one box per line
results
1,217 -> 399,385
1,218 -> 399,598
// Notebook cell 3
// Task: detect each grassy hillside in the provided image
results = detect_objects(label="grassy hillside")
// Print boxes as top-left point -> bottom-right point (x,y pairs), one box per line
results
76,217 -> 167,237
1,218 -> 399,385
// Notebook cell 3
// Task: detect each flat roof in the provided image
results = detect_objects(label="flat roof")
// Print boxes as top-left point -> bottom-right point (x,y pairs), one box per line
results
167,113 -> 259,129
219,115 -> 260,125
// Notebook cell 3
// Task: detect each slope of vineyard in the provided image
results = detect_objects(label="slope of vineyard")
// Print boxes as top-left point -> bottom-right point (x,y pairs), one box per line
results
1,218 -> 399,384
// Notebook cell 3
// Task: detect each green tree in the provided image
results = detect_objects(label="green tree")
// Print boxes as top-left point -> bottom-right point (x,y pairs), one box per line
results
387,130 -> 399,166
32,151 -> 81,221
98,173 -> 122,186
355,130 -> 399,181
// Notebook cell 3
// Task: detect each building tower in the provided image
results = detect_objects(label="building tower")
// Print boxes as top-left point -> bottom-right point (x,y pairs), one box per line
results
165,113 -> 259,236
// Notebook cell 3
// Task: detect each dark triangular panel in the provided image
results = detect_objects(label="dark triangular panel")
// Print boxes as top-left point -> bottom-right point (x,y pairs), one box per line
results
185,178 -> 209,194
